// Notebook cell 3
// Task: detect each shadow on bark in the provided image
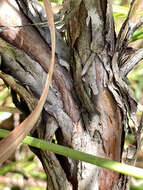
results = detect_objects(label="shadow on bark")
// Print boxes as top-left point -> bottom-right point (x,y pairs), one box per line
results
0,0 -> 140,189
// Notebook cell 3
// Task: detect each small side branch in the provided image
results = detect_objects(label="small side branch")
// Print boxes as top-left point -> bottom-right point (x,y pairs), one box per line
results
0,106 -> 22,114
121,17 -> 143,51
125,114 -> 143,166
120,48 -> 143,77
115,0 -> 135,51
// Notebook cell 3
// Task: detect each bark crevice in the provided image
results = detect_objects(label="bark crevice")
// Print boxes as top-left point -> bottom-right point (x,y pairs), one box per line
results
0,0 -> 142,189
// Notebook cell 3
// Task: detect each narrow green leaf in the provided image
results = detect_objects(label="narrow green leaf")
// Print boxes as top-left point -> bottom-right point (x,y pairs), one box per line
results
0,128 -> 143,179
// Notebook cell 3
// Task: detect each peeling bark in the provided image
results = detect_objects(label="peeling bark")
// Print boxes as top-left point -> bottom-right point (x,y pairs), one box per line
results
0,0 -> 141,190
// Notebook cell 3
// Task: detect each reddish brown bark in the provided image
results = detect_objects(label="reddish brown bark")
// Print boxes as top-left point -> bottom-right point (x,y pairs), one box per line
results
0,0 -> 138,189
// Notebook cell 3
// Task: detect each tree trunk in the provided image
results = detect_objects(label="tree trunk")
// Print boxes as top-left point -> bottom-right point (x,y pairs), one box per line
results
0,0 -> 139,189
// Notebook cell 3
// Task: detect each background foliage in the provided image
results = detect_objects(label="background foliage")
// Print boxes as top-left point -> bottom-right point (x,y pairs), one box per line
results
0,0 -> 143,189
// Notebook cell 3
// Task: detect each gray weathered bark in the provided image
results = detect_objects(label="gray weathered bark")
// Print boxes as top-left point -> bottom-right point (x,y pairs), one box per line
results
0,0 -> 142,189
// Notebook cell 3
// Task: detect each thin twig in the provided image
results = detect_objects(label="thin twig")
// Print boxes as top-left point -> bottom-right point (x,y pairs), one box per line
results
115,0 -> 135,51
0,21 -> 49,33
0,106 -> 22,114
120,47 -> 143,77
125,114 -> 143,167
121,16 -> 143,50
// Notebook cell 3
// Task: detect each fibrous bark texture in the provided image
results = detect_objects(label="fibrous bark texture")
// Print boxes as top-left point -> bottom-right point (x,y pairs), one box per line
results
0,0 -> 140,190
